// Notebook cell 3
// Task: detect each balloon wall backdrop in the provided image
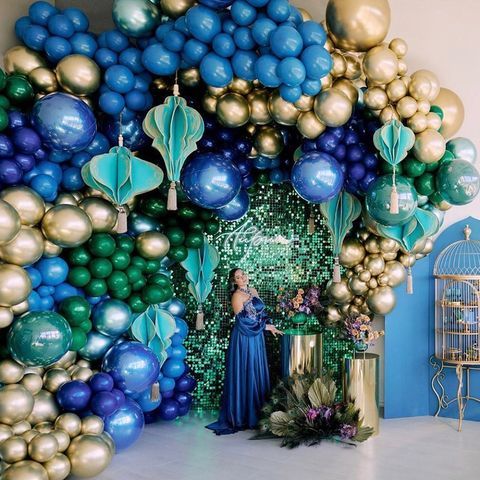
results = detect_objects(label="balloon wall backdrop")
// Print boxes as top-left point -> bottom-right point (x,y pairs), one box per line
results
0,0 -> 475,477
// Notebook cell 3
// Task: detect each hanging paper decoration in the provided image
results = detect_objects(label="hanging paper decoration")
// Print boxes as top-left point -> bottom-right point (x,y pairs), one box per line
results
377,208 -> 440,293
143,83 -> 204,211
81,146 -> 164,232
320,191 -> 362,282
373,119 -> 415,214
180,237 -> 220,330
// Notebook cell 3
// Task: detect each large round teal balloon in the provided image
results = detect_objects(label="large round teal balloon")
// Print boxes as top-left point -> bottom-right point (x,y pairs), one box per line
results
436,160 -> 480,205
446,137 -> 477,164
366,175 -> 418,226
112,0 -> 160,37
8,312 -> 72,367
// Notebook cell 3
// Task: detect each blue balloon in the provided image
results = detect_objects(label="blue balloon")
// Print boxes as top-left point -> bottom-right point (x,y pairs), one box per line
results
298,20 -> 327,46
70,33 -> 98,57
215,189 -> 250,221
288,6 -> 303,25
213,33 -> 236,57
181,152 -> 241,208
155,22 -> 174,41
105,30 -> 129,52
175,375 -> 197,393
302,78 -> 321,96
62,167 -> 83,191
231,50 -> 257,80
163,31 -> 186,53
99,91 -> 125,115
186,5 -> 222,43
118,48 -> 143,74
166,299 -> 186,318
125,90 -> 146,111
175,392 -> 192,408
162,389 -> 174,399
53,283 -> 79,303
91,391 -> 119,417
85,132 -> 110,156
174,16 -> 190,35
300,45 -> 332,79
231,0 -> 257,26
15,17 -> 32,39
199,53 -> 233,87
279,84 -> 302,102
94,48 -> 118,69
174,316 -> 189,337
44,36 -> 72,63
48,14 -> 75,38
27,291 -> 42,311
181,39 -> 208,67
37,160 -> 62,182
169,345 -> 187,360
29,1 -> 58,26
159,376 -> 175,392
349,162 -> 366,181
255,55 -> 281,87
270,26 -> 303,58
32,93 -> 97,153
158,398 -> 179,420
22,25 -> 49,51
8,111 -> 28,130
267,0 -> 291,22
102,115 -> 149,151
26,267 -> 42,289
251,18 -> 277,46
198,0 -> 234,7
63,7 -> 89,32
142,43 -> 180,76
12,128 -> 41,154
291,151 -> 344,203
0,135 -> 13,158
105,65 -> 135,94
277,57 -> 306,87
222,18 -> 238,35
30,174 -> 57,201
57,380 -> 92,412
78,331 -> 114,361
89,372 -> 114,393
136,387 -> 161,412
93,299 -> 133,338
102,342 -> 160,396
162,359 -> 185,379
104,398 -> 144,451
36,257 -> 69,286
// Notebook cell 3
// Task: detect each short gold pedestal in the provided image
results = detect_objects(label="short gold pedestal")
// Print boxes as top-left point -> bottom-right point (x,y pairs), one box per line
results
343,353 -> 380,434
280,332 -> 323,377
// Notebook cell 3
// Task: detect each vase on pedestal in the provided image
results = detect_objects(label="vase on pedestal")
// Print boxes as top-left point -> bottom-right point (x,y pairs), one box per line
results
280,329 -> 323,378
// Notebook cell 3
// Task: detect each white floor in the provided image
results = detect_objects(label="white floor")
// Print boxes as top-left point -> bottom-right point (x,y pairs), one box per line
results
93,414 -> 480,480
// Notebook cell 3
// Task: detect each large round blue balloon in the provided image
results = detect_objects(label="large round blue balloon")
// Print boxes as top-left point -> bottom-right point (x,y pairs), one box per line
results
31,93 -> 97,152
185,5 -> 222,43
104,398 -> 144,451
36,257 -> 69,286
199,53 -> 233,88
181,152 -> 241,209
270,26 -> 303,58
291,151 -> 344,203
90,391 -> 119,417
255,55 -> 281,88
102,341 -> 160,396
56,380 -> 92,412
162,359 -> 185,379
142,43 -> 180,76
215,189 -> 250,221
300,45 -> 332,80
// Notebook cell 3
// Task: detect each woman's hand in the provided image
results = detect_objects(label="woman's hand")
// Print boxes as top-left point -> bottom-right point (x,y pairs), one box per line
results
265,324 -> 284,337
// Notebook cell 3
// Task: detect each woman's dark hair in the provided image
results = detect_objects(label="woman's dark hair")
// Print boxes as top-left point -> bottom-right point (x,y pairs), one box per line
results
228,268 -> 242,296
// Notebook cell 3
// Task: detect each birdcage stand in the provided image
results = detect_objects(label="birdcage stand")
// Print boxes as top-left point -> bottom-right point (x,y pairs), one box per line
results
430,355 -> 480,431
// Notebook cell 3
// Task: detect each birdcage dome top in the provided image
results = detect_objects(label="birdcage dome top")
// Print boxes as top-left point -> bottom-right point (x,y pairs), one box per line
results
434,225 -> 480,277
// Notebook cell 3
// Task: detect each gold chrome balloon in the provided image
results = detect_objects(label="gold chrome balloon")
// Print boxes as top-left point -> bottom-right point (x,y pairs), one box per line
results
27,391 -> 59,426
99,432 -> 115,455
216,93 -> 250,128
294,95 -> 315,112
49,351 -> 77,370
0,385 -> 34,426
135,231 -> 170,260
426,112 -> 442,131
326,304 -> 343,324
0,186 -> 45,226
432,87 -> 465,139
28,433 -> 58,463
0,264 -> 32,307
364,236 -> 380,254
43,240 -> 63,258
229,78 -> 252,95
339,237 -> 366,267
333,78 -> 359,105
79,198 -> 118,233
320,73 -> 334,89
0,359 -> 24,384
178,67 -> 200,88
0,425 -> 13,443
296,111 -> 326,139
314,89 -> 352,127
326,0 -> 390,52
268,91 -> 300,126
43,369 -> 70,394
153,77 -> 171,92
160,0 -> 195,18
389,38 -> 408,58
327,278 -> 353,305
248,89 -> 272,125
22,429 -> 39,443
4,46 -> 47,75
399,253 -> 416,268
35,422 -> 53,434
3,460 -> 49,480
54,414 -> 82,439
413,128 -> 446,163
41,205 -> 92,248
396,96 -> 418,119
75,359 -> 91,369
298,7 -> 312,21
331,52 -> 347,77
71,367 -> 93,382
21,374 -> 43,396
407,112 -> 428,133
367,286 -> 396,315
343,55 -> 362,80
67,434 -> 113,477
379,105 -> 400,124
0,199 -> 21,246
11,300 -> 29,316
384,261 -> 407,287
201,95 -> 217,115
379,237 -> 400,253
363,46 -> 398,85
0,435 -> 28,463
29,67 -> 58,93
409,70 -> 439,102
51,430 -> 70,453
12,421 -> 31,435
364,253 -> 385,276
207,86 -> 228,98
386,78 -> 408,103
348,275 -> 369,295
254,126 -> 284,158
364,87 -> 388,110
43,453 -> 71,480
81,416 -> 104,435
0,226 -> 44,266
55,193 -> 78,206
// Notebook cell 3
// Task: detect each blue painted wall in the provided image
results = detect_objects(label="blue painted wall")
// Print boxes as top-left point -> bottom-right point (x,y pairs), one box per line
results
385,216 -> 480,421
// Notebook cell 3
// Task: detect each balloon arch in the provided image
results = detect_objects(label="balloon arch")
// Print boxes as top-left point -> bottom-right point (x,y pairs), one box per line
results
0,0 -> 477,477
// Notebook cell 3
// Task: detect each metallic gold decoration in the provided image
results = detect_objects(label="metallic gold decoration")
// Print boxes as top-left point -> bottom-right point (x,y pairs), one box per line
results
407,112 -> 428,133
51,430 -> 70,453
396,96 -> 418,119
135,231 -> 170,260
4,46 -> 47,75
348,275 -> 369,295
397,59 -> 408,76
364,86 -> 388,110
35,422 -> 53,434
389,38 -> 408,58
29,67 -> 58,93
343,54 -> 362,80
178,67 -> 200,88
229,78 -> 252,95
27,391 -> 59,426
0,199 -> 21,246
298,7 -> 312,21
0,425 -> 13,443
43,453 -> 71,480
28,433 -> 59,463
43,369 -> 70,394
413,128 -> 446,163
56,55 -> 100,96
296,111 -> 326,139
364,253 -> 385,276
0,264 -> 32,307
426,112 -> 442,130
248,89 -> 272,125
367,285 -> 396,314
379,105 -> 400,124
0,385 -> 34,426
409,70 -> 440,102
201,95 -> 217,115
49,351 -> 76,370
253,126 -> 284,158
433,87 -> 465,139
0,307 -> 13,328
0,435 -> 28,463
0,226 -> 44,266
294,95 -> 315,112
268,91 -> 300,126
54,414 -> 82,438
79,198 -> 118,233
67,434 -> 112,477
43,240 -> 63,258
12,421 -> 31,435
327,278 -> 353,304
71,367 -> 93,382
11,300 -> 29,315
0,186 -> 45,226
81,415 -> 104,435
55,193 -> 78,206
160,0 -> 195,18
314,89 -> 352,127
0,359 -> 24,384
364,236 -> 380,254
363,46 -> 398,85
99,432 -> 115,455
216,93 -> 250,128
325,304 -> 342,324
2,460 -> 49,480
207,86 -> 228,98
153,77 -> 171,91
384,260 -> 407,287
386,78 -> 408,103
339,237 -> 366,267
320,73 -> 334,89
331,52 -> 347,77
333,78 -> 358,104
21,373 -> 43,395
280,333 -> 323,376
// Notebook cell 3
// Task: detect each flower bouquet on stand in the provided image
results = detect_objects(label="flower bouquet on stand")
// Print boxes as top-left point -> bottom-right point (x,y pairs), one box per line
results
344,313 -> 384,354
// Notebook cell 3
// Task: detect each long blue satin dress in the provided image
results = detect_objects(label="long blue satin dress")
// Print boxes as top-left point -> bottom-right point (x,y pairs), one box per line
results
207,295 -> 271,435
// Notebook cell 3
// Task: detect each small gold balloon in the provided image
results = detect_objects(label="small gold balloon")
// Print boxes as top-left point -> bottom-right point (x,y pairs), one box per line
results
327,278 -> 353,305
178,67 -> 200,88
314,89 -> 352,127
407,112 -> 428,133
294,95 -> 315,112
333,79 -> 359,104
43,240 -> 63,258
345,269 -> 354,279
324,36 -> 335,53
379,237 -> 400,254
51,430 -> 70,453
22,429 -> 39,443
4,46 -> 47,75
397,59 -> 408,76
67,434 -> 113,477
0,425 -> 13,443
229,78 -> 252,95
207,86 -> 228,98
339,237 -> 366,267
268,91 -> 300,126
343,54 -> 362,80
81,416 -> 104,435
296,111 -> 326,139
43,369 -> 70,394
71,367 -> 93,382
348,305 -> 361,316
3,460 -> 49,480
321,73 -> 334,89
382,251 -> 398,261
0,359 -> 24,384
248,89 -> 272,125
54,414 -> 82,439
25,367 -> 45,376
377,273 -> 389,286
35,422 -> 53,434
399,253 -> 416,268
0,199 -> 21,246
363,46 -> 399,86
326,304 -> 343,325
0,226 -> 44,266
99,432 -> 116,455
43,453 -> 71,480
216,93 -> 250,128
396,96 -> 418,119
358,270 -> 372,282
386,78 -> 408,103
0,435 -> 28,463
426,112 -> 442,131
135,231 -> 170,260
364,236 -> 381,254
55,193 -> 78,206
11,300 -> 29,315
417,99 -> 431,115
379,105 -> 400,124
48,351 -> 77,371
29,67 -> 58,93
364,253 -> 385,276
331,52 -> 347,77
422,238 -> 434,255
254,126 -> 284,158
79,198 -> 118,233
364,86 -> 388,110
353,296 -> 365,307
21,374 -> 43,396
67,365 -> 80,376
153,77 -> 171,91
0,186 -> 45,227
0,264 -> 32,307
27,391 -> 59,426
409,70 -> 438,102
413,128 -> 446,164
201,95 -> 217,115
326,0 -> 391,52
384,260 -> 407,287
12,421 -> 31,436
160,0 -> 194,17
41,205 -> 92,248
389,38 -> 408,58
367,286 -> 396,315
75,360 -> 91,369
348,275 -> 369,295
0,385 -> 34,426
432,87 -> 465,139
28,433 -> 58,463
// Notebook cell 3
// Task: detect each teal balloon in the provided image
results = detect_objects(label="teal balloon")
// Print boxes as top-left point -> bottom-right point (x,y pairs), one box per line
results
436,159 -> 480,205
421,202 -> 445,228
446,137 -> 477,164
366,175 -> 417,226
93,299 -> 133,338
8,312 -> 72,367
113,0 -> 160,37
78,331 -> 114,361
128,212 -> 161,235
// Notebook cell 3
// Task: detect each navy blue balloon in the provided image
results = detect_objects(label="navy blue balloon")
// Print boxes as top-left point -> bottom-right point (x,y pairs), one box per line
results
57,380 -> 92,412
177,404 -> 191,416
175,375 -> 197,393
8,111 -> 28,130
142,43 -> 180,76
104,398 -> 144,451
0,135 -> 14,158
112,388 -> 126,407
102,115 -> 149,151
317,131 -> 339,153
32,93 -> 97,153
91,391 -> 118,417
89,372 -> 114,393
215,188 -> 250,221
162,359 -> 185,379
174,392 -> 192,408
181,152 -> 241,209
86,132 -> 110,156
158,398 -> 179,421
291,151 -> 344,203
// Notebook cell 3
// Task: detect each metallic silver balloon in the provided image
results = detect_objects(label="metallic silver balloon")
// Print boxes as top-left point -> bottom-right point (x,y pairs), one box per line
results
92,299 -> 133,338
446,137 -> 477,163
78,331 -> 114,361
113,0 -> 160,37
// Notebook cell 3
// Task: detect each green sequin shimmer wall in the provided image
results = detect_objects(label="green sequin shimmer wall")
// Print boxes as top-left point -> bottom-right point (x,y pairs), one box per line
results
172,185 -> 352,410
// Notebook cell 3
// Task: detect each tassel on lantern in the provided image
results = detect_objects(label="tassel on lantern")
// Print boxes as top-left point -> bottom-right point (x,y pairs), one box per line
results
390,183 -> 399,214
150,381 -> 160,401
333,257 -> 341,283
196,304 -> 205,330
116,205 -> 128,233
167,181 -> 178,211
407,266 -> 413,294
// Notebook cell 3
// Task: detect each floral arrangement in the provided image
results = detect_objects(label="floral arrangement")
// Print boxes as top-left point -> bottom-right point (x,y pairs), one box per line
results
254,374 -> 373,448
276,286 -> 323,320
344,313 -> 384,351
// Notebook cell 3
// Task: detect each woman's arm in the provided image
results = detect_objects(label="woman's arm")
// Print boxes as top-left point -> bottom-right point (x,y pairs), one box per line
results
231,293 -> 245,315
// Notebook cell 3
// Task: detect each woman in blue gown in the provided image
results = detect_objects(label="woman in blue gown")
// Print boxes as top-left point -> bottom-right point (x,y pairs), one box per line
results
207,268 -> 283,435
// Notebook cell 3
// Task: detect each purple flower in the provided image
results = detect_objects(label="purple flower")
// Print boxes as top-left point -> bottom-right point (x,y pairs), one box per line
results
306,408 -> 320,421
320,406 -> 334,421
339,424 -> 357,439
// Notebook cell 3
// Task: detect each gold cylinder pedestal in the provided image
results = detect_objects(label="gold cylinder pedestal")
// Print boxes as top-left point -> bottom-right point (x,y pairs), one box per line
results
343,353 -> 380,434
281,332 -> 323,377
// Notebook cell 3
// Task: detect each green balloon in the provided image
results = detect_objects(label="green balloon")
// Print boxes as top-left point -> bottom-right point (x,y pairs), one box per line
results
125,265 -> 143,283
107,270 -> 129,291
144,259 -> 161,274
68,246 -> 92,266
168,245 -> 188,262
68,266 -> 91,287
0,95 -> 10,109
8,311 -> 72,367
292,312 -> 308,324
140,197 -> 167,217
199,209 -> 213,221
130,256 -> 147,272
166,226 -> 185,246
0,69 -> 6,90
88,233 -> 116,257
366,175 -> 418,226
84,278 -> 108,297
436,159 -> 480,205
149,273 -> 171,288
403,157 -> 426,178
129,293 -> 147,313
131,278 -> 147,291
0,108 -> 8,131
247,184 -> 259,196
380,162 -> 404,175
257,172 -> 270,185
58,296 -> 91,326
71,328 -> 88,351
185,231 -> 204,249
424,161 -> 440,172
110,250 -> 131,270
111,284 -> 132,300
89,258 -> 113,279
78,319 -> 92,333
4,75 -> 34,104
189,220 -> 205,232
205,219 -> 220,235
116,235 -> 135,253
178,205 -> 197,220
414,173 -> 436,196
429,191 -> 446,205
430,105 -> 444,120
142,284 -> 170,304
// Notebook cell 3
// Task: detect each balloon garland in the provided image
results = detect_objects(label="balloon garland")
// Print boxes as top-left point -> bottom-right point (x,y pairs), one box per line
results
0,0 -> 475,476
